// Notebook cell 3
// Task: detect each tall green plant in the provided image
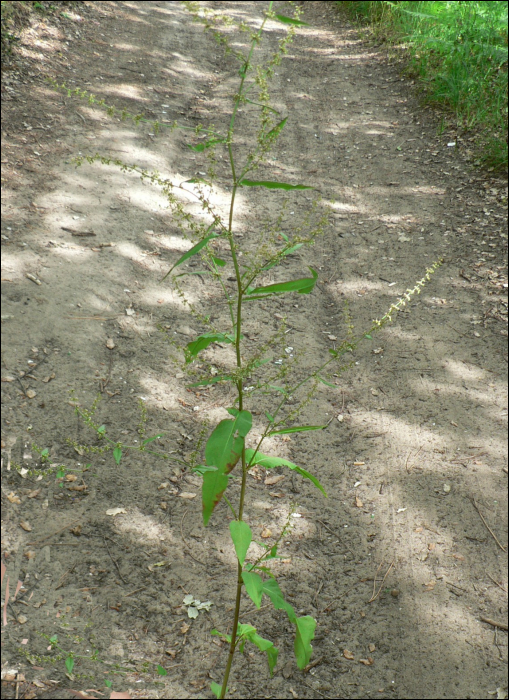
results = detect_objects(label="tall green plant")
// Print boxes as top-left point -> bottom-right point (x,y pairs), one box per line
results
51,2 -> 442,696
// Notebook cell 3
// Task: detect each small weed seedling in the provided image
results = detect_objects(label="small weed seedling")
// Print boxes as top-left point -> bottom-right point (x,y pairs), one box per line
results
51,3 -> 442,696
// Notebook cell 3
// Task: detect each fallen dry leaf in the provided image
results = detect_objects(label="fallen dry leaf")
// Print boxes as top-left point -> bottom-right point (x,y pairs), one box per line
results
451,553 -> 465,561
27,489 -> 41,499
26,389 -> 36,399
65,474 -> 78,482
24,551 -> 36,559
269,491 -> 285,498
180,622 -> 190,634
368,643 -> 376,652
359,657 -> 374,666
178,492 -> 197,499
343,649 -> 355,660
106,338 -> 116,349
265,475 -> 285,486
7,492 -> 21,504
67,484 -> 87,492
42,373 -> 56,383
423,580 -> 436,591
261,528 -> 272,538
19,521 -> 32,532
355,495 -> 364,508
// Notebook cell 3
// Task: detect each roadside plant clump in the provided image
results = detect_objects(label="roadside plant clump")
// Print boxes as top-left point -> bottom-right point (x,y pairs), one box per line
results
50,2 -> 442,697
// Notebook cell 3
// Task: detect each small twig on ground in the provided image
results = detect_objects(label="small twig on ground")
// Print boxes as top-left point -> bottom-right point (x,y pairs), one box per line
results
471,499 -> 507,552
103,536 -> 127,584
368,561 -> 394,603
405,445 -> 423,472
480,616 -> 508,631
486,573 -> 508,594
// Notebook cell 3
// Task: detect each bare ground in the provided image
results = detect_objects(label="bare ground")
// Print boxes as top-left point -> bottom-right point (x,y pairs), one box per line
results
1,2 -> 508,699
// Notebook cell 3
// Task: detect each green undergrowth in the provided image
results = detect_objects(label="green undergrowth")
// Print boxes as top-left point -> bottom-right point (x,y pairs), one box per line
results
337,0 -> 508,171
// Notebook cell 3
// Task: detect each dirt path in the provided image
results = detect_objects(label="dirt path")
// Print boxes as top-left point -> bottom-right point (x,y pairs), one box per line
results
1,2 -> 507,699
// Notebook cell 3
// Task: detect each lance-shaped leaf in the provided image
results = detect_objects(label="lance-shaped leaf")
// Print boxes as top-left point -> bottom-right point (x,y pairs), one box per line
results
188,138 -> 225,152
230,521 -> 252,566
185,332 -> 235,363
245,449 -> 327,496
274,13 -> 309,26
262,117 -> 288,142
237,624 -> 279,676
161,231 -> 220,281
261,243 -> 303,271
242,571 -> 264,608
261,579 -> 315,669
226,408 -> 253,437
202,413 -> 252,525
245,267 -> 318,299
239,179 -> 313,191
262,578 -> 296,622
294,616 -> 316,669
268,425 -> 325,436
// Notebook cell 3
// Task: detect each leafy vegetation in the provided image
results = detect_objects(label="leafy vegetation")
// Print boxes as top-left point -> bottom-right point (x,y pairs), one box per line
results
337,0 -> 508,170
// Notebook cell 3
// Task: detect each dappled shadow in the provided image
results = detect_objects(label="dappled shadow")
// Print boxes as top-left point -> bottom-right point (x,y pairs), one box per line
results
1,2 -> 507,699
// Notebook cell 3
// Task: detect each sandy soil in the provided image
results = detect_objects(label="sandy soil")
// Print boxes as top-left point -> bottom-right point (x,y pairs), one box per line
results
1,2 -> 508,699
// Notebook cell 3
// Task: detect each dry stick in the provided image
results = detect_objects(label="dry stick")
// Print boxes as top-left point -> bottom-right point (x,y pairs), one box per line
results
180,509 -> 207,567
471,499 -> 507,552
480,617 -> 508,631
486,572 -> 508,594
102,536 -> 127,584
368,561 -> 395,603
405,445 -> 423,473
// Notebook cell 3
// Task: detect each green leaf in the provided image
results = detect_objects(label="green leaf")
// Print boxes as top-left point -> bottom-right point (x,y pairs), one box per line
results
157,665 -> 167,676
230,521 -> 252,565
188,138 -> 225,152
142,434 -> 163,445
249,632 -> 279,676
261,578 -> 296,622
245,449 -> 327,496
294,616 -> 316,669
261,243 -> 303,271
211,629 -> 231,644
264,411 -> 274,423
202,466 -> 229,527
65,655 -> 75,674
245,267 -> 318,298
202,413 -> 252,524
268,425 -> 324,436
365,334 -> 372,339
274,13 -> 309,26
239,179 -> 313,190
211,255 -> 226,267
262,117 -> 288,142
210,681 -> 223,699
317,375 -> 336,388
113,446 -> 122,465
226,408 -> 252,437
242,571 -> 264,608
161,231 -> 220,281
185,333 -> 235,363
329,348 -> 338,357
